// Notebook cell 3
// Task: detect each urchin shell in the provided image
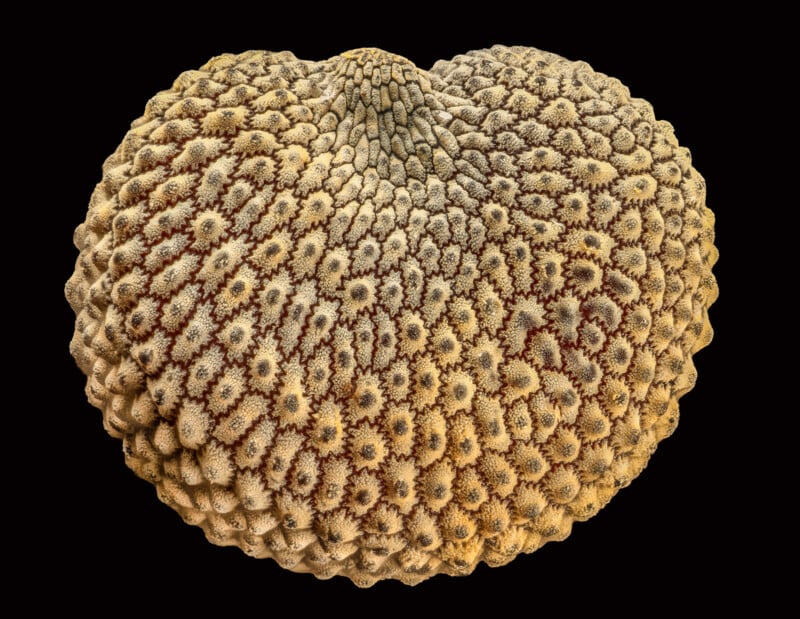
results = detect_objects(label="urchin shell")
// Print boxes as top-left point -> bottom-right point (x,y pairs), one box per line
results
66,45 -> 717,586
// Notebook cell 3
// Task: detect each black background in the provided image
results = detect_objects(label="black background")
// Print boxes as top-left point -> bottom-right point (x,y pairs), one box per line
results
31,6 -> 765,614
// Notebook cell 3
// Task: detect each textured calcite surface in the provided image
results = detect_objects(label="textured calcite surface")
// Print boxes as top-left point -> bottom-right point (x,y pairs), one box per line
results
66,46 -> 717,586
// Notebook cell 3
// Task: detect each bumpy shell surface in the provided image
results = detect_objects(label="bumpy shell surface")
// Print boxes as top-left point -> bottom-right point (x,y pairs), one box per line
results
66,46 -> 717,586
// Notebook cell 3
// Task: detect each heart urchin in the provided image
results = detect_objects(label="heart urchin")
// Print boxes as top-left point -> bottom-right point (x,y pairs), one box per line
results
66,45 -> 718,586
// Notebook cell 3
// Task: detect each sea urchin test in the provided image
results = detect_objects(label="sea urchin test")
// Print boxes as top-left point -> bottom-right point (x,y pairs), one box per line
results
66,46 -> 717,586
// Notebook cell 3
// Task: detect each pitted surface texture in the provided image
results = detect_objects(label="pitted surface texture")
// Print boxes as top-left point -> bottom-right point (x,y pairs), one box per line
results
66,46 -> 717,586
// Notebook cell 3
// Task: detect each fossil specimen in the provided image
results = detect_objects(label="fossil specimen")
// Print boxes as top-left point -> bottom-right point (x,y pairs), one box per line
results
66,46 -> 717,586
